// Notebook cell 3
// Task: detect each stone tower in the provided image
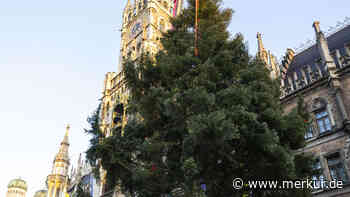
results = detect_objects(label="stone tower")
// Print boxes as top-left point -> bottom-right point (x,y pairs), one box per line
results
117,0 -> 184,73
98,1 -> 184,195
6,178 -> 27,197
47,125 -> 71,197
100,0 -> 184,137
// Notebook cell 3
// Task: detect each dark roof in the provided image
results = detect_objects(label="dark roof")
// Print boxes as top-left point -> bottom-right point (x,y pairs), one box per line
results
286,24 -> 350,75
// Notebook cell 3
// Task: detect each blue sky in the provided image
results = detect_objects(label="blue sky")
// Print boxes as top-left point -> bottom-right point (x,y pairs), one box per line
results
0,0 -> 349,197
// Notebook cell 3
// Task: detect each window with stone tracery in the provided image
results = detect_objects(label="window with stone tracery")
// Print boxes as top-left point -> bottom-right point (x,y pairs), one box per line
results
316,110 -> 332,134
310,97 -> 335,135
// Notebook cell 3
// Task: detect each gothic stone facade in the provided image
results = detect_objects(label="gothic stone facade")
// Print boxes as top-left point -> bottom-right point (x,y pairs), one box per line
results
278,22 -> 350,196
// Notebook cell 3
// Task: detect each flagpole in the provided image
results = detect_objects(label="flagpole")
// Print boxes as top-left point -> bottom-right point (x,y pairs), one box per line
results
195,0 -> 199,56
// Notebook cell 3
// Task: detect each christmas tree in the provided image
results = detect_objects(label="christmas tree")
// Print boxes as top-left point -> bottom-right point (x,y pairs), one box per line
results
86,0 -> 314,196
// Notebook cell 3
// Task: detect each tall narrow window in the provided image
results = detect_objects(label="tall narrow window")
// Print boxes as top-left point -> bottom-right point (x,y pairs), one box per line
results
312,159 -> 325,189
304,124 -> 314,139
327,153 -> 348,182
304,67 -> 311,84
316,110 -> 332,134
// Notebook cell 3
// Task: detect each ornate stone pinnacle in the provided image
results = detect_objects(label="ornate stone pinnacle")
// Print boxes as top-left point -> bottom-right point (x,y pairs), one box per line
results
313,21 -> 321,34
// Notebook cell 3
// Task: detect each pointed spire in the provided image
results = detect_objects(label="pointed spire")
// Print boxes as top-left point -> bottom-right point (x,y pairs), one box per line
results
269,51 -> 280,79
62,124 -> 70,145
76,153 -> 83,177
257,32 -> 265,53
312,21 -> 338,78
257,32 -> 268,64
313,21 -> 321,34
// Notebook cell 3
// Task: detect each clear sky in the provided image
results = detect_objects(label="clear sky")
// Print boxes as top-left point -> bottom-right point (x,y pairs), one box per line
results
0,0 -> 349,197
